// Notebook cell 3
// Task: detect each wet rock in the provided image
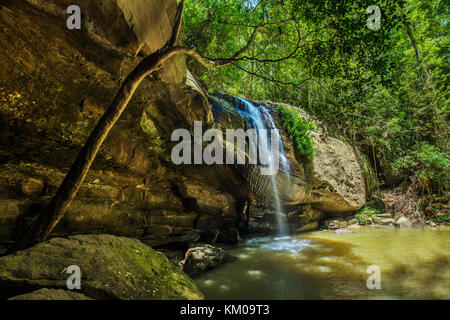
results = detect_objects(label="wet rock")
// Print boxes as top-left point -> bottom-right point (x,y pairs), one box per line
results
8,288 -> 93,300
296,221 -> 319,233
372,216 -> 382,224
0,234 -> 203,300
181,244 -> 238,277
323,219 -> 348,230
348,218 -> 358,225
395,216 -> 412,228
217,228 -> 241,244
357,215 -> 373,226
380,218 -> 395,225
374,213 -> 393,218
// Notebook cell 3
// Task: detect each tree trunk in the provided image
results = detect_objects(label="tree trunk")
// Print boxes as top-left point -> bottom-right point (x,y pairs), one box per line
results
249,45 -> 255,99
6,0 -> 274,254
7,46 -> 183,253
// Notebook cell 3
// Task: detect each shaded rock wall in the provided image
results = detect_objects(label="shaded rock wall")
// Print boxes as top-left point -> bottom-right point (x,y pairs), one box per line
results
0,0 -> 366,247
0,0 -> 245,247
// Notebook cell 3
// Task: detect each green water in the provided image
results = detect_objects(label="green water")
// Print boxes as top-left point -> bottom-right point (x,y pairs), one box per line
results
196,226 -> 450,299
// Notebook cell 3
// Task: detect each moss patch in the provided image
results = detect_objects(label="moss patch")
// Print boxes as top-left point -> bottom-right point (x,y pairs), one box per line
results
277,105 -> 316,161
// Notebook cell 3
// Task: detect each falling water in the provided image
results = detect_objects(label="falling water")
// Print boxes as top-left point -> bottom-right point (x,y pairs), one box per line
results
234,97 -> 289,236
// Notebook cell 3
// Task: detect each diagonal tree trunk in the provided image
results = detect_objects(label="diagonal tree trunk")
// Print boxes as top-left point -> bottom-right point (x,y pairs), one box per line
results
8,46 -> 180,253
8,0 -> 189,254
7,0 -> 303,254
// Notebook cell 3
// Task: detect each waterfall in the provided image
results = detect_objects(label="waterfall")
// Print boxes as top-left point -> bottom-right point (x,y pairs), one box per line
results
234,97 -> 289,236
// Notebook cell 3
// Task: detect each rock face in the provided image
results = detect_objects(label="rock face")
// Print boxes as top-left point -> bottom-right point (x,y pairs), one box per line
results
0,234 -> 204,300
0,0 -> 244,245
262,102 -> 365,213
8,288 -> 93,300
210,95 -> 366,233
0,0 -> 366,247
306,131 -> 365,212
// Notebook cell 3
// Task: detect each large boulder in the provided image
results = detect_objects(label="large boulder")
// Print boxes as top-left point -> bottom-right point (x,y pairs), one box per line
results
180,244 -> 237,277
306,131 -> 366,212
0,234 -> 204,300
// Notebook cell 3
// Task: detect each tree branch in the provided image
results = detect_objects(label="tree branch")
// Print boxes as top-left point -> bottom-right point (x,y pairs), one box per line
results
231,62 -> 313,86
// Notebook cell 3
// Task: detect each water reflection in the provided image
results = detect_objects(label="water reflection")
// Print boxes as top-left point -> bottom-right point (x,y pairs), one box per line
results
196,227 -> 450,300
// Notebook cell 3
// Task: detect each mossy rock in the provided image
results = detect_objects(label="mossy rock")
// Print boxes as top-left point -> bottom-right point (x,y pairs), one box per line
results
0,234 -> 203,300
356,214 -> 372,225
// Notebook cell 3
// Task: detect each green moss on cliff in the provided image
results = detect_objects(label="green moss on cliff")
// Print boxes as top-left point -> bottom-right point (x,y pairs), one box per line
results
277,105 -> 316,161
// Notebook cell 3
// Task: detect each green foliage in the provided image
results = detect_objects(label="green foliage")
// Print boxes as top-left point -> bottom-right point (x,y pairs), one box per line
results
395,142 -> 450,193
355,199 -> 386,224
434,214 -> 450,223
183,0 -> 449,198
277,105 -> 316,160
184,0 -> 405,97
357,199 -> 386,216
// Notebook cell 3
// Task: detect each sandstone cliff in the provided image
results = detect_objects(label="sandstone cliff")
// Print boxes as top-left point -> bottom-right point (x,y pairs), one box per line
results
0,0 -> 366,250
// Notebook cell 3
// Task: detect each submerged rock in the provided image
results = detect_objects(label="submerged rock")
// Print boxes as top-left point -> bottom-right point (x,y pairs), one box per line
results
0,234 -> 203,300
